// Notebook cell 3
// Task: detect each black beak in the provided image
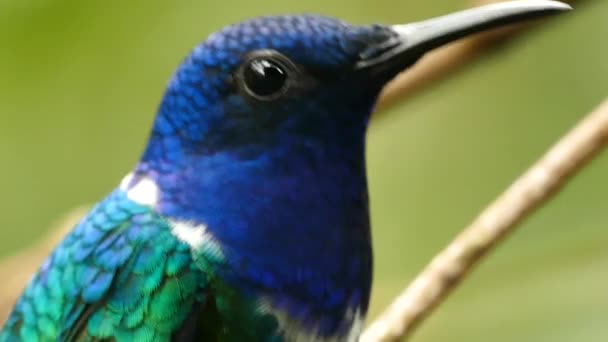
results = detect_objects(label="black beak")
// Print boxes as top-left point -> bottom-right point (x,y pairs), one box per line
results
356,0 -> 571,72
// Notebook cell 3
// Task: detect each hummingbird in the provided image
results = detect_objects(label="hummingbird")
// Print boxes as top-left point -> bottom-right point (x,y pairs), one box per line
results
1,1 -> 569,341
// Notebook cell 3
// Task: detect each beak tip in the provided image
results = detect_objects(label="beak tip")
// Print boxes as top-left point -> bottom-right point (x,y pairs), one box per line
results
480,1 -> 573,16
509,0 -> 573,13
539,1 -> 573,12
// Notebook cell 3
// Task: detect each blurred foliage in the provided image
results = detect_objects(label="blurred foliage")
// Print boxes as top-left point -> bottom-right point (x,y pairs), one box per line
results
1,0 -> 607,341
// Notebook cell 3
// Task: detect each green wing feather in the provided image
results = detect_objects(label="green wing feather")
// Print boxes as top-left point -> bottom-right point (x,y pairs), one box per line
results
0,190 -> 208,341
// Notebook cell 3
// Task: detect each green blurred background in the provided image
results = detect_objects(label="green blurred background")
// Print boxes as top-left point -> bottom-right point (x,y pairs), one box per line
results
1,0 -> 607,340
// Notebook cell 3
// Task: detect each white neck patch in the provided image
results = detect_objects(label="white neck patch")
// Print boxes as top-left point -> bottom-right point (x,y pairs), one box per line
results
120,173 -> 223,256
120,173 -> 159,207
169,220 -> 212,250
345,308 -> 364,342
258,299 -> 364,342
169,220 -> 225,261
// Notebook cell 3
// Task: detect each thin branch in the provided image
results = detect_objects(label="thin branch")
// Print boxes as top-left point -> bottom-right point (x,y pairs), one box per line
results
361,99 -> 608,342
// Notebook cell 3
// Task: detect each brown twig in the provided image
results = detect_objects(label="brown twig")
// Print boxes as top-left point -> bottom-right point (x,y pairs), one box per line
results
360,99 -> 608,342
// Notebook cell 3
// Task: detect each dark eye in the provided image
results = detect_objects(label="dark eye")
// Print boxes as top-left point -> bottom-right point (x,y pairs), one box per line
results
238,51 -> 296,101
243,58 -> 287,97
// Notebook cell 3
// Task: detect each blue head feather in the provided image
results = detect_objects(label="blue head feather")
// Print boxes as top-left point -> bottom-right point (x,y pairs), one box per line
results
134,15 -> 400,335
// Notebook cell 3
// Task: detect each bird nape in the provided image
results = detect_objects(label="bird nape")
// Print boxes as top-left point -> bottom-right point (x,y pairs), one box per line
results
1,1 -> 569,341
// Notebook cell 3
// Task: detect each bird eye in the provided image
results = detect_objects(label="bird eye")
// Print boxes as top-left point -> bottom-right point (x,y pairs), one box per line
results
242,58 -> 287,99
238,51 -> 295,101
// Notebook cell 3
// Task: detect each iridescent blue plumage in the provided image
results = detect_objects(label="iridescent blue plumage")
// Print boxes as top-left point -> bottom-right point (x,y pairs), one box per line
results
135,15 -> 382,338
1,3 -> 568,341
1,191 -> 206,341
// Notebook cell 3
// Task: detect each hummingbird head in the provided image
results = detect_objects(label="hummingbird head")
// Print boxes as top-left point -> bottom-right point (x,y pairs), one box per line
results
141,0 -> 569,165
